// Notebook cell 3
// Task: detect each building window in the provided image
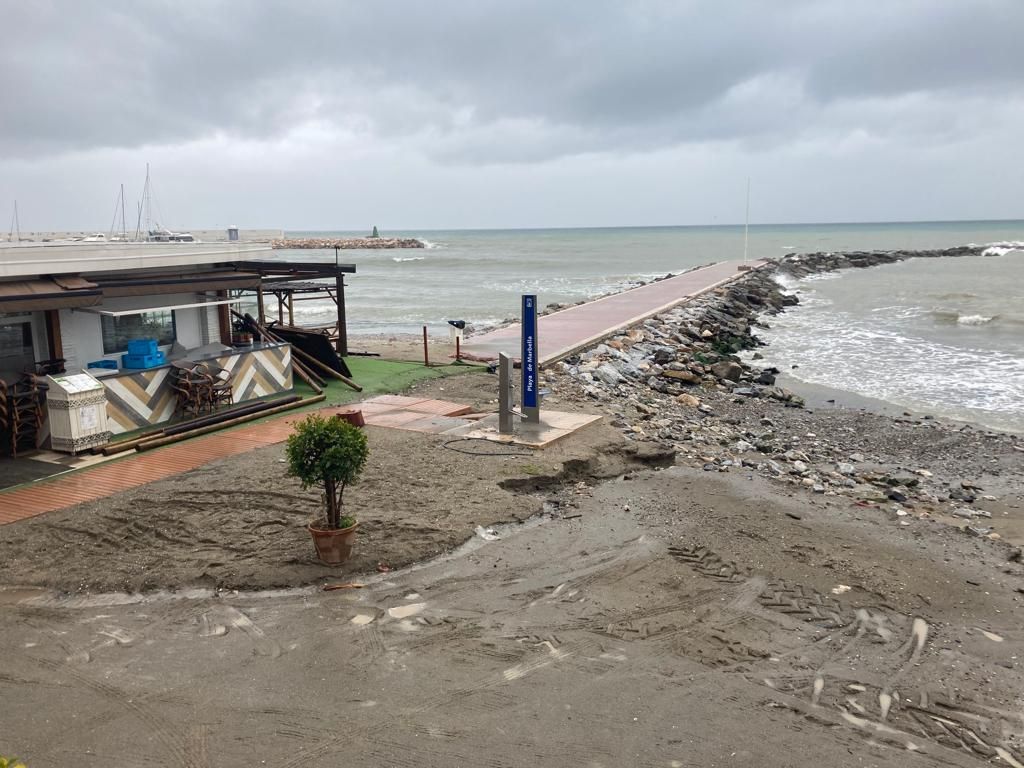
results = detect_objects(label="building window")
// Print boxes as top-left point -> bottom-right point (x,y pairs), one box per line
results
0,313 -> 35,378
101,310 -> 176,354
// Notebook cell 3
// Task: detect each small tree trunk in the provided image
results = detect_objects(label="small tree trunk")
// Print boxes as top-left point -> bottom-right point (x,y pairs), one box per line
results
324,477 -> 338,529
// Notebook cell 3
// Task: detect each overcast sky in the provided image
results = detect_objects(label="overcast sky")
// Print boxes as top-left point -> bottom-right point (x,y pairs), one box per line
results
2,1 -> 1022,231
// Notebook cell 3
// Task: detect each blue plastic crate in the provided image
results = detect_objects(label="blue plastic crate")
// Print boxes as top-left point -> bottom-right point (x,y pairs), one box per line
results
87,360 -> 118,370
121,351 -> 166,369
127,338 -> 159,356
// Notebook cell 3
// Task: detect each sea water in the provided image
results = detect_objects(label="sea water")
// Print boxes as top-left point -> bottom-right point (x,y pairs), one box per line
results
272,220 -> 1024,432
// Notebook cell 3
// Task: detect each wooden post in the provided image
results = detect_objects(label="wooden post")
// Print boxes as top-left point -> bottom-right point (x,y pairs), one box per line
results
422,325 -> 429,367
44,309 -> 63,363
277,292 -> 284,324
335,275 -> 348,357
256,285 -> 266,326
216,290 -> 232,346
287,291 -> 294,326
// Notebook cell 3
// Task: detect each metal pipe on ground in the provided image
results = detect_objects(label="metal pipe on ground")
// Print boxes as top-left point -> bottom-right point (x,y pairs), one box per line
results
161,397 -> 298,437
134,393 -> 325,451
101,427 -> 165,455
102,399 -> 291,454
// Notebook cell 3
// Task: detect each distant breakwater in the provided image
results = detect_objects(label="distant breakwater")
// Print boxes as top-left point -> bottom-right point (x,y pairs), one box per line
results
775,245 -> 984,277
272,237 -> 425,250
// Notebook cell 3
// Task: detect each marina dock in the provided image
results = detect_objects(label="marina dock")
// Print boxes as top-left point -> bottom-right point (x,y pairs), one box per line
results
459,260 -> 764,364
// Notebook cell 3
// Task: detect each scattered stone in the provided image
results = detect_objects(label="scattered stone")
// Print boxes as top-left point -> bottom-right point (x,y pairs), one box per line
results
710,361 -> 743,382
594,364 -> 625,387
662,370 -> 700,385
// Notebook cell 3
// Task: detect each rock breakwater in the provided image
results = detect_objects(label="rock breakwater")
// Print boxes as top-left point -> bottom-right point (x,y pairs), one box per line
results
272,237 -> 425,250
543,245 -> 1022,544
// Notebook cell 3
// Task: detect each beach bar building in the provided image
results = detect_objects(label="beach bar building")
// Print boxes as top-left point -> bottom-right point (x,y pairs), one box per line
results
0,240 -> 354,448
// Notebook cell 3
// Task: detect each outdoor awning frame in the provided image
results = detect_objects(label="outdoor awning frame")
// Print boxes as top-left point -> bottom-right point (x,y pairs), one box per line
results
78,298 -> 243,317
0,278 -> 102,313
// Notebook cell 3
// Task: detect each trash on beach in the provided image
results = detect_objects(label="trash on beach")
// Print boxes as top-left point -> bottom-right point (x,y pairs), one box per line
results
388,603 -> 426,619
323,582 -> 364,591
831,584 -> 852,595
376,562 -> 392,572
475,525 -> 501,541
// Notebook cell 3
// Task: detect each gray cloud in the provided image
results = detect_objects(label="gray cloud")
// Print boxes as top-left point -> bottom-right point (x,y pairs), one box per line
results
3,0 -> 1023,163
2,1 -> 1023,230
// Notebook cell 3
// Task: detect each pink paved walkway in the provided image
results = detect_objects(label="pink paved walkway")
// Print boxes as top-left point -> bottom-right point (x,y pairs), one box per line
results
460,260 -> 764,364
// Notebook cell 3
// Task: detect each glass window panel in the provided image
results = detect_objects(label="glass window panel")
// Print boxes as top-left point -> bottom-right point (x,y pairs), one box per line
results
0,316 -> 34,377
101,310 -> 176,354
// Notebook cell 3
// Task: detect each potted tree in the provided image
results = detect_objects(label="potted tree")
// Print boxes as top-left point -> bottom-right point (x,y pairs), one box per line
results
285,413 -> 369,566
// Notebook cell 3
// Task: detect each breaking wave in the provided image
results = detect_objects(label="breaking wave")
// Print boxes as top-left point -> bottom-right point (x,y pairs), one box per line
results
392,255 -> 426,262
981,241 -> 1024,257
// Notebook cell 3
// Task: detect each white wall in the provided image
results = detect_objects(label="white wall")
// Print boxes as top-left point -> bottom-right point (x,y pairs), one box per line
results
59,292 -> 222,370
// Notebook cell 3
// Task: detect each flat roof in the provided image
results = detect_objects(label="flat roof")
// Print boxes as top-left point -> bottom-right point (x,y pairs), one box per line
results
0,241 -> 273,279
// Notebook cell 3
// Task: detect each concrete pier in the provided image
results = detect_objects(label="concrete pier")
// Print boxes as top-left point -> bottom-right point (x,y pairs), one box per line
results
460,260 -> 763,364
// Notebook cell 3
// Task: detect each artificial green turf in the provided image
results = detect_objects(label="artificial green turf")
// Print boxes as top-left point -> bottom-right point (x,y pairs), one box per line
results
302,357 -> 485,406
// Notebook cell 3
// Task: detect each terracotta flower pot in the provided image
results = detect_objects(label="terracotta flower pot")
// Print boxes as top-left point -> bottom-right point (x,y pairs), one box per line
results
308,520 -> 359,566
334,409 -> 365,428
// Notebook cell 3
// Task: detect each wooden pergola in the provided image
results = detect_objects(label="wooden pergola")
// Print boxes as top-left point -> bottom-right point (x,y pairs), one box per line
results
231,260 -> 355,356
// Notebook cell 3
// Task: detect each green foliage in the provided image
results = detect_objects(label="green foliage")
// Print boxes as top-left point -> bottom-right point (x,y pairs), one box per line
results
0,757 -> 27,768
285,414 -> 368,529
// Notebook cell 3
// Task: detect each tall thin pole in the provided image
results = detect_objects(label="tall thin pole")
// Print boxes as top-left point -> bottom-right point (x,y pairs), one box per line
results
144,163 -> 151,234
120,183 -> 127,239
743,177 -> 750,262
8,200 -> 22,242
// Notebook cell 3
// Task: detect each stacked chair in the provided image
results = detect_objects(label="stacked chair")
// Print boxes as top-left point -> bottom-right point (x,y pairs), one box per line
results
0,374 -> 46,457
171,361 -> 234,419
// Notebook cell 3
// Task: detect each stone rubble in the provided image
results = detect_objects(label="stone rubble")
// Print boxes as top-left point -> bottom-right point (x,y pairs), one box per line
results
542,246 -> 1023,543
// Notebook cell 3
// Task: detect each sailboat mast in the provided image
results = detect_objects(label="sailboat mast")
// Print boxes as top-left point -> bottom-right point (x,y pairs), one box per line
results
9,200 -> 21,242
120,184 -> 127,238
144,163 -> 152,234
743,178 -> 750,261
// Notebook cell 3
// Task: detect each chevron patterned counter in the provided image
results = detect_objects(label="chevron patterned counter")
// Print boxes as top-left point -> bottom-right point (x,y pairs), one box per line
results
99,342 -> 293,434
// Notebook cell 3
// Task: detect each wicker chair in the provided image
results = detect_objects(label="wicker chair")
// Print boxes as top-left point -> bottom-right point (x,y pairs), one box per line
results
199,363 -> 234,409
171,361 -> 213,418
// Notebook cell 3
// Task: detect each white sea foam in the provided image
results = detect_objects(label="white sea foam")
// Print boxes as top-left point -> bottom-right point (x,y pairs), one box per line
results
981,241 -> 1024,257
932,309 -> 997,326
420,239 -> 444,249
758,307 -> 1024,433
957,314 -> 995,325
392,256 -> 426,262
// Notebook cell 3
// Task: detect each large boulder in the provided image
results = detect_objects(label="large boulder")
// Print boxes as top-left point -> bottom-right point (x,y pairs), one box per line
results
594,364 -> 625,387
710,360 -> 744,382
661,369 -> 701,385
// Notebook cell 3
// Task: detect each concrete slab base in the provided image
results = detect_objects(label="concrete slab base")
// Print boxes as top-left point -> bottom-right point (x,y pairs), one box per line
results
448,410 -> 603,448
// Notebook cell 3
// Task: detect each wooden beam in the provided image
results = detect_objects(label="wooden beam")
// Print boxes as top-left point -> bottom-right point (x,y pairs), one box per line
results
44,309 -> 63,361
216,290 -> 232,346
335,276 -> 348,357
256,284 -> 266,326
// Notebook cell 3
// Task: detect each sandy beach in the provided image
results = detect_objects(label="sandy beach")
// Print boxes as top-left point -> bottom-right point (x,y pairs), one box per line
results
1,250 -> 1023,765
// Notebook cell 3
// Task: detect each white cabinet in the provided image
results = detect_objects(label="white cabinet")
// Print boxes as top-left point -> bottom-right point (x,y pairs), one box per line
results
46,372 -> 111,454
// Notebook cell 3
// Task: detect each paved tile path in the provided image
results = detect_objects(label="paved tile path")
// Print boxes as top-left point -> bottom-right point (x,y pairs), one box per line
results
0,397 -> 471,526
460,260 -> 763,364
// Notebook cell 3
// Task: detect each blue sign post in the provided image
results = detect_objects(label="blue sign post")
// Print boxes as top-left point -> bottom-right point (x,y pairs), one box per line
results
521,294 -> 540,423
